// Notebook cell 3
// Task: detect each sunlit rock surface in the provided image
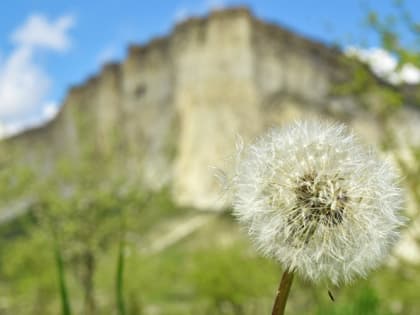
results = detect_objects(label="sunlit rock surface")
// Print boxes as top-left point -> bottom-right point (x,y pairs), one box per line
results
5,8 -> 420,222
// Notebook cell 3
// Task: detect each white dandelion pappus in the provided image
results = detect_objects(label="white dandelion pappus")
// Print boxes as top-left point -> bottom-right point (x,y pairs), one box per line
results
232,120 -> 405,285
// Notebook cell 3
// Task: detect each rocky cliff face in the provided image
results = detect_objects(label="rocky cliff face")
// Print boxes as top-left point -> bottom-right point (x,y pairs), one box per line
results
6,7 -> 420,212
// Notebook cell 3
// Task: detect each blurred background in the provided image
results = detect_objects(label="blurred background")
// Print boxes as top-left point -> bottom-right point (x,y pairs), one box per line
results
1,1 -> 420,314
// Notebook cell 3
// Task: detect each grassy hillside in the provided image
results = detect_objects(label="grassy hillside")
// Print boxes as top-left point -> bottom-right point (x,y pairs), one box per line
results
0,185 -> 418,315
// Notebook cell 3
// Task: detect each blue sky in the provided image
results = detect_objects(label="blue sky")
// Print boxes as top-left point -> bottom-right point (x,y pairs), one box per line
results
0,0 -> 419,136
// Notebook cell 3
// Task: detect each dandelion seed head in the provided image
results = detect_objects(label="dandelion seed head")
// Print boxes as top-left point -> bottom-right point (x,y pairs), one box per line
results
232,120 -> 405,285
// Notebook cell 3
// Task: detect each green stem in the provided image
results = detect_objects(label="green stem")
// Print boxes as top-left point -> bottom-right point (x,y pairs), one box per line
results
271,269 -> 294,315
54,242 -> 72,315
116,215 -> 126,315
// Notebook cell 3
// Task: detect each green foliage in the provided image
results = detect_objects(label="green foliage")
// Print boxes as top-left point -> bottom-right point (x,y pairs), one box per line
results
332,59 -> 372,96
188,246 -> 278,313
365,0 -> 420,67
1,187 -> 420,314
331,57 -> 404,113
0,226 -> 58,314
117,232 -> 278,315
315,286 -> 389,315
335,0 -> 420,112
0,161 -> 35,204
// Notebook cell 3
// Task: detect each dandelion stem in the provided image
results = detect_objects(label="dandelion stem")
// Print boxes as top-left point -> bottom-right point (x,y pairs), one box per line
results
271,269 -> 294,315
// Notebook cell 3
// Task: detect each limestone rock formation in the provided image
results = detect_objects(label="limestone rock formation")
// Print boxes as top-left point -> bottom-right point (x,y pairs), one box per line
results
4,7 -> 420,216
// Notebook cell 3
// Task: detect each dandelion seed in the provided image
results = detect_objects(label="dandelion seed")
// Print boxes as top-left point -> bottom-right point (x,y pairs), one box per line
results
232,120 -> 405,286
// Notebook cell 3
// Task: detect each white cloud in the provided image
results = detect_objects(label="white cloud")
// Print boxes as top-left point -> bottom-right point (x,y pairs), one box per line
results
0,47 -> 50,119
400,63 -> 420,85
0,14 -> 74,138
42,101 -> 59,121
345,46 -> 420,85
1,121 -> 23,138
12,14 -> 74,51
0,102 -> 59,138
345,47 -> 398,78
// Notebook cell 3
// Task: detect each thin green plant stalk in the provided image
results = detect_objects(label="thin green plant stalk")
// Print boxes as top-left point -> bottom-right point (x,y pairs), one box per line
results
271,269 -> 294,315
54,240 -> 72,315
116,215 -> 126,315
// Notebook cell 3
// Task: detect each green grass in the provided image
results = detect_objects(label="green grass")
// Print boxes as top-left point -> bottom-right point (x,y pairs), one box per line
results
0,192 -> 419,315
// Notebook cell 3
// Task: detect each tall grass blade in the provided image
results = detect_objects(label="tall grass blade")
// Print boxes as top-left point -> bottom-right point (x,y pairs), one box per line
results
116,218 -> 126,315
54,242 -> 72,315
